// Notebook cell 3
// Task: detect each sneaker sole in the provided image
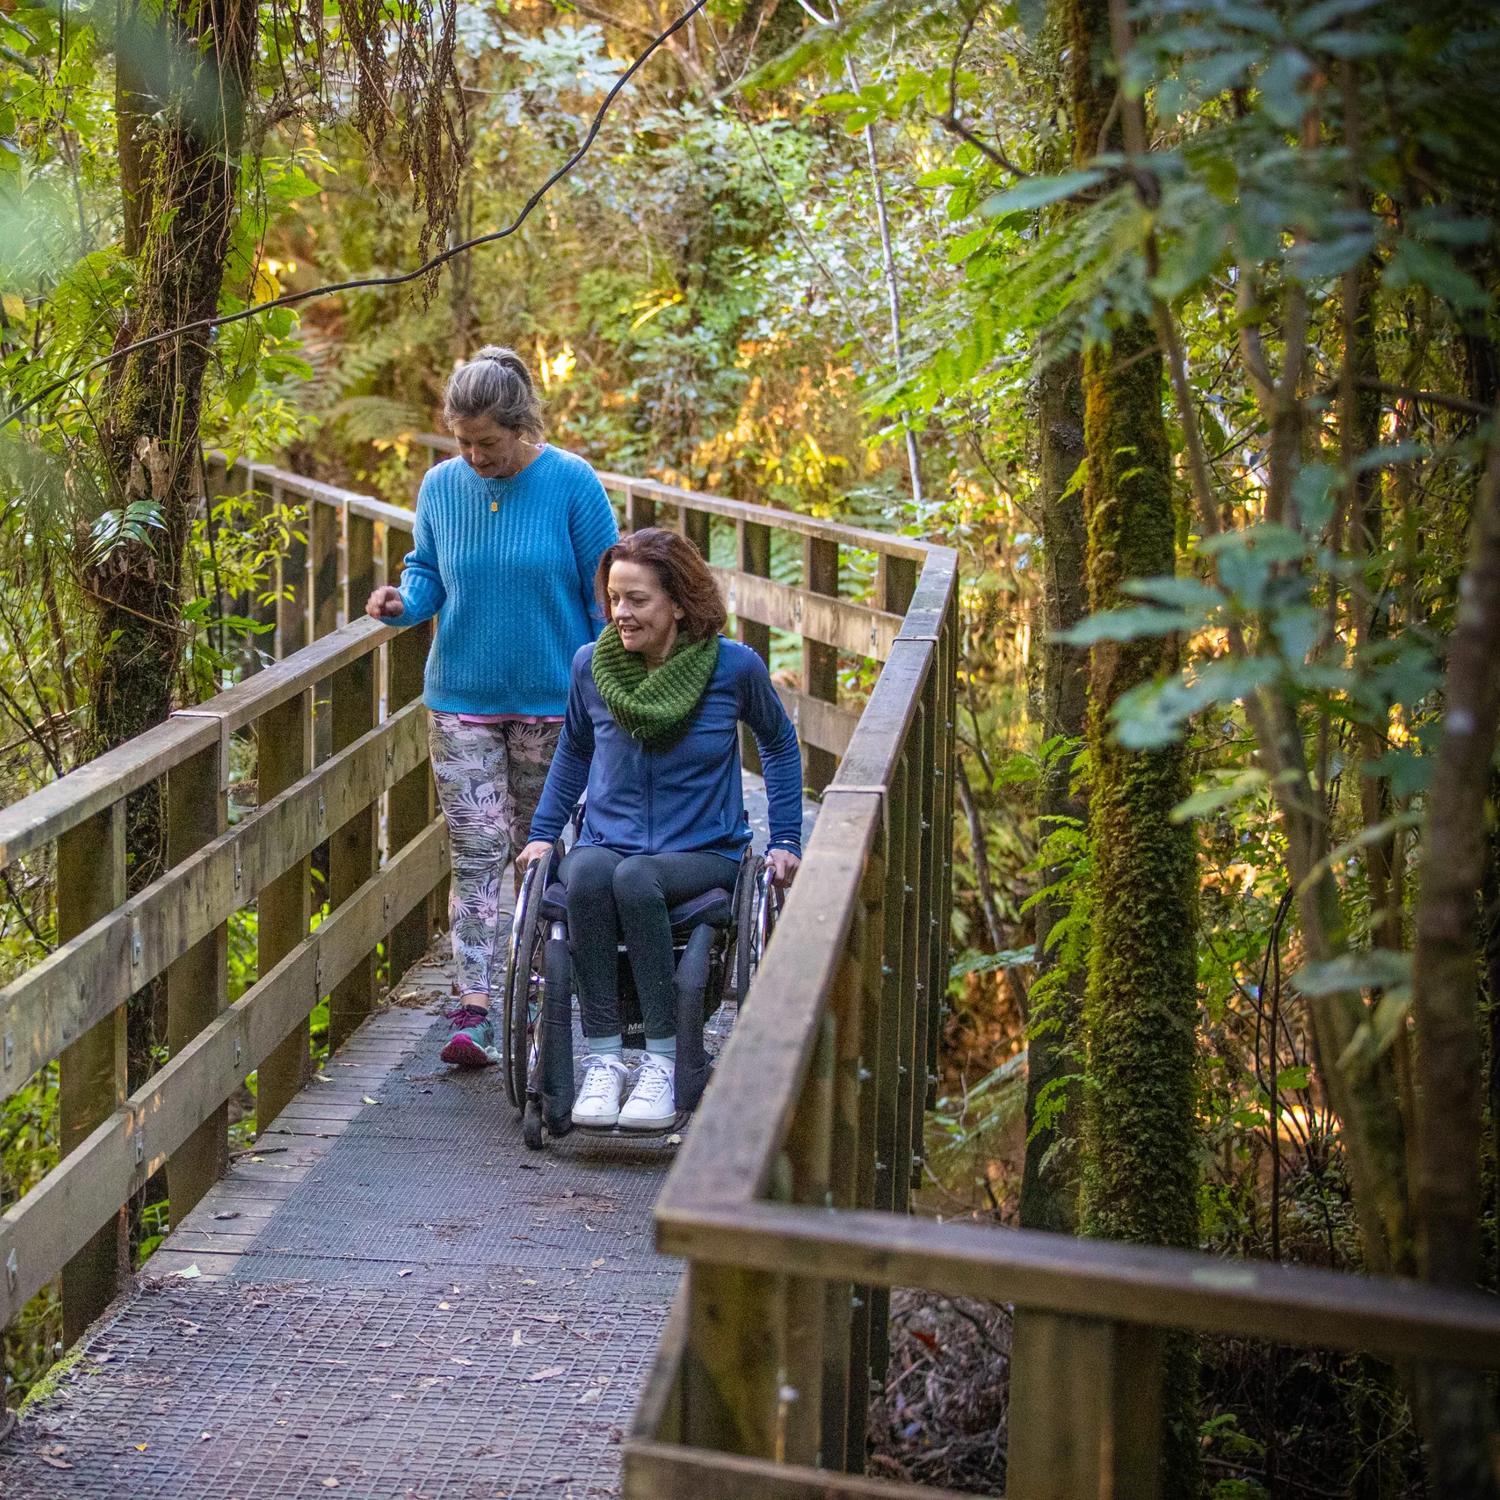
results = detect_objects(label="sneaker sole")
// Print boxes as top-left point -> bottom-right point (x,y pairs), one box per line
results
618,1112 -> 676,1131
572,1107 -> 622,1128
440,1034 -> 495,1068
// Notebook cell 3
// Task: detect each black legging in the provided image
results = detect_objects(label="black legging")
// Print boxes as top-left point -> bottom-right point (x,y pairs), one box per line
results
560,845 -> 739,1044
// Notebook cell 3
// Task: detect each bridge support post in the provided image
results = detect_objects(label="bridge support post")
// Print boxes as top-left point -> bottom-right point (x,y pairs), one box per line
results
1007,1310 -> 1165,1499
166,740 -> 229,1220
328,651 -> 379,1048
57,802 -> 128,1344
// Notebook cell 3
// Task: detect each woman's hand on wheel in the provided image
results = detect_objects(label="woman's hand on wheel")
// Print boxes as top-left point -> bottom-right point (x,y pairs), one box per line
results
516,840 -> 552,873
365,585 -> 404,621
766,848 -> 800,887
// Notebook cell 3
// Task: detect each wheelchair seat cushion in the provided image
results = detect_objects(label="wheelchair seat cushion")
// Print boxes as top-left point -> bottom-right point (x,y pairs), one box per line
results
537,882 -> 733,936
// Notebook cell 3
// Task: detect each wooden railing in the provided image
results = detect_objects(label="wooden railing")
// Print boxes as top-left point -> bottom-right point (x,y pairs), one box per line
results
5,436 -> 1498,1499
0,458 -> 446,1360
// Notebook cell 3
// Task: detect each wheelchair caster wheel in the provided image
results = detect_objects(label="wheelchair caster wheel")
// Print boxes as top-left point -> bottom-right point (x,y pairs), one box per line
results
523,1099 -> 545,1151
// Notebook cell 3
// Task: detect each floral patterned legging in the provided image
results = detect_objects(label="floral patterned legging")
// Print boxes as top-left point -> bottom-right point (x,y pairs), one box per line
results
427,713 -> 562,998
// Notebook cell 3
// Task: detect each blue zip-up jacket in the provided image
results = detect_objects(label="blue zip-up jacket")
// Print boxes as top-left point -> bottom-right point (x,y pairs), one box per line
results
528,637 -> 804,859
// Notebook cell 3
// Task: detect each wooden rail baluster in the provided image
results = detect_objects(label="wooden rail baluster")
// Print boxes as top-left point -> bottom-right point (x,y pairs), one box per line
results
625,482 -> 657,533
802,538 -> 840,795
255,690 -> 313,1133
165,739 -> 229,1221
737,519 -> 772,774
684,505 -> 712,563
276,483 -> 308,661
909,679 -> 935,1180
244,468 -> 279,677
56,802 -> 127,1343
385,521 -> 439,980
1007,1311 -> 1165,1499
310,496 -> 340,765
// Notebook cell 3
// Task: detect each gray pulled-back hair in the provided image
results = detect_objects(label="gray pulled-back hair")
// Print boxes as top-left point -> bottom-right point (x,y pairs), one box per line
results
443,345 -> 544,438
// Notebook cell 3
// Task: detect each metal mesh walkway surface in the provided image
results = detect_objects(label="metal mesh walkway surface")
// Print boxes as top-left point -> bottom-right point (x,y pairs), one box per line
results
0,782 -> 814,1500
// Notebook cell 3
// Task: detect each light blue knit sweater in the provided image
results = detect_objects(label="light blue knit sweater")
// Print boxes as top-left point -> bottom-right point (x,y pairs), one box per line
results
394,448 -> 619,716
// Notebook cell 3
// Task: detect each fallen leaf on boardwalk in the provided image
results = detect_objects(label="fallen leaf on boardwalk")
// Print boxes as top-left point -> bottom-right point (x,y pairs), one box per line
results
437,1301 -> 451,1310
450,1357 -> 474,1366
561,1189 -> 575,1199
667,1133 -> 683,1145
321,1479 -> 340,1490
576,1389 -> 601,1405
362,1096 -> 380,1106
397,1269 -> 413,1278
134,1443 -> 148,1452
201,1432 -> 213,1441
511,1330 -> 531,1348
525,1366 -> 565,1382
39,1455 -> 74,1470
213,1211 -> 240,1221
314,1073 -> 333,1083
590,1258 -> 605,1269
173,1265 -> 201,1279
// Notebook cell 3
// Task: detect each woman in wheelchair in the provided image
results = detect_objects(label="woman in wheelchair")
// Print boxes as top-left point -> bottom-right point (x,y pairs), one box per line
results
516,527 -> 802,1131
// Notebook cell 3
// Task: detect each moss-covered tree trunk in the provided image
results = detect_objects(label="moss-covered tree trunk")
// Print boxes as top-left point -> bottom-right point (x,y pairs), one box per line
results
88,0 -> 254,1087
1019,345 -> 1087,1234
1068,1 -> 1200,1492
1019,0 -> 1089,1237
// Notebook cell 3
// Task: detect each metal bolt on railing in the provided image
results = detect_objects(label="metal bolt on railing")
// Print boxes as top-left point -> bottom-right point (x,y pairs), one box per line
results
875,1160 -> 888,1174
928,1072 -> 939,1088
881,963 -> 893,978
898,1063 -> 908,1076
778,1385 -> 800,1404
851,1295 -> 864,1310
912,1155 -> 923,1170
857,1066 -> 873,1083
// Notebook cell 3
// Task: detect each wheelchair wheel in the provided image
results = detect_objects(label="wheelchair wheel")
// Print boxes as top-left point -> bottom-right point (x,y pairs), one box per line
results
503,846 -> 556,1112
734,855 -> 782,1004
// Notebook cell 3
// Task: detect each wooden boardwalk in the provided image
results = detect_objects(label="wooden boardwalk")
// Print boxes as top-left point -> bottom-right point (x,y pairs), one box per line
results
1,947 -> 683,1500
0,781 -> 812,1500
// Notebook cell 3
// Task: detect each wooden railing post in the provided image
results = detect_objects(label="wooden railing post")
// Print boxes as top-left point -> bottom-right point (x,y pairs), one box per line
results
385,521 -> 438,980
776,1013 -> 835,1467
327,651 -> 379,1049
1007,1311 -> 1165,1499
165,739 -> 229,1221
802,538 -> 840,794
244,470 -> 280,676
684,505 -> 711,563
276,483 -> 308,660
906,694 -> 932,1186
848,855 -> 886,1468
255,691 -> 312,1132
624,482 -> 657,533
878,554 -> 918,619
56,801 -> 128,1342
682,1262 -> 782,1460
310,497 -> 340,765
737,519 -> 772,775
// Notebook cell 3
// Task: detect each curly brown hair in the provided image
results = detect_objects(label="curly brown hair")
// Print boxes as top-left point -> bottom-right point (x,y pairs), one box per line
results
595,527 -> 727,642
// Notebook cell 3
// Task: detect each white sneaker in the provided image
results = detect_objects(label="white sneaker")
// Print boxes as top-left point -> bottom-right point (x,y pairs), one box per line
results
619,1057 -> 676,1130
572,1055 -> 627,1127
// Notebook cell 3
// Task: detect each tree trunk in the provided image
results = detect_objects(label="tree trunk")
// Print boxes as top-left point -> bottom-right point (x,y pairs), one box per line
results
88,0 -> 256,1088
1019,346 -> 1087,1235
1068,3 -> 1201,1492
1408,408 -> 1500,1499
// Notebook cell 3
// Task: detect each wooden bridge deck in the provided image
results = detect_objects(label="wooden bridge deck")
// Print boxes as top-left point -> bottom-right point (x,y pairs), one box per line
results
0,783 -> 810,1500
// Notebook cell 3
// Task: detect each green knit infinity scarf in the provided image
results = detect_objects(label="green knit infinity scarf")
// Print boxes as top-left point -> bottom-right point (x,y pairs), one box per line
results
591,624 -> 720,748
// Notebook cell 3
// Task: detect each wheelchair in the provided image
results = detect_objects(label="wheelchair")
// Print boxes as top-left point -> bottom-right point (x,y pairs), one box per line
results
501,840 -> 782,1149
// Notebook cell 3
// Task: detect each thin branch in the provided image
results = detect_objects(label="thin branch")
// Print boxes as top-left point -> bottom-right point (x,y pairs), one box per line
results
1,0 -> 712,430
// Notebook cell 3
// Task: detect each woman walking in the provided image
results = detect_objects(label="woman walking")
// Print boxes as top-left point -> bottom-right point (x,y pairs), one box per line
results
366,346 -> 618,1067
